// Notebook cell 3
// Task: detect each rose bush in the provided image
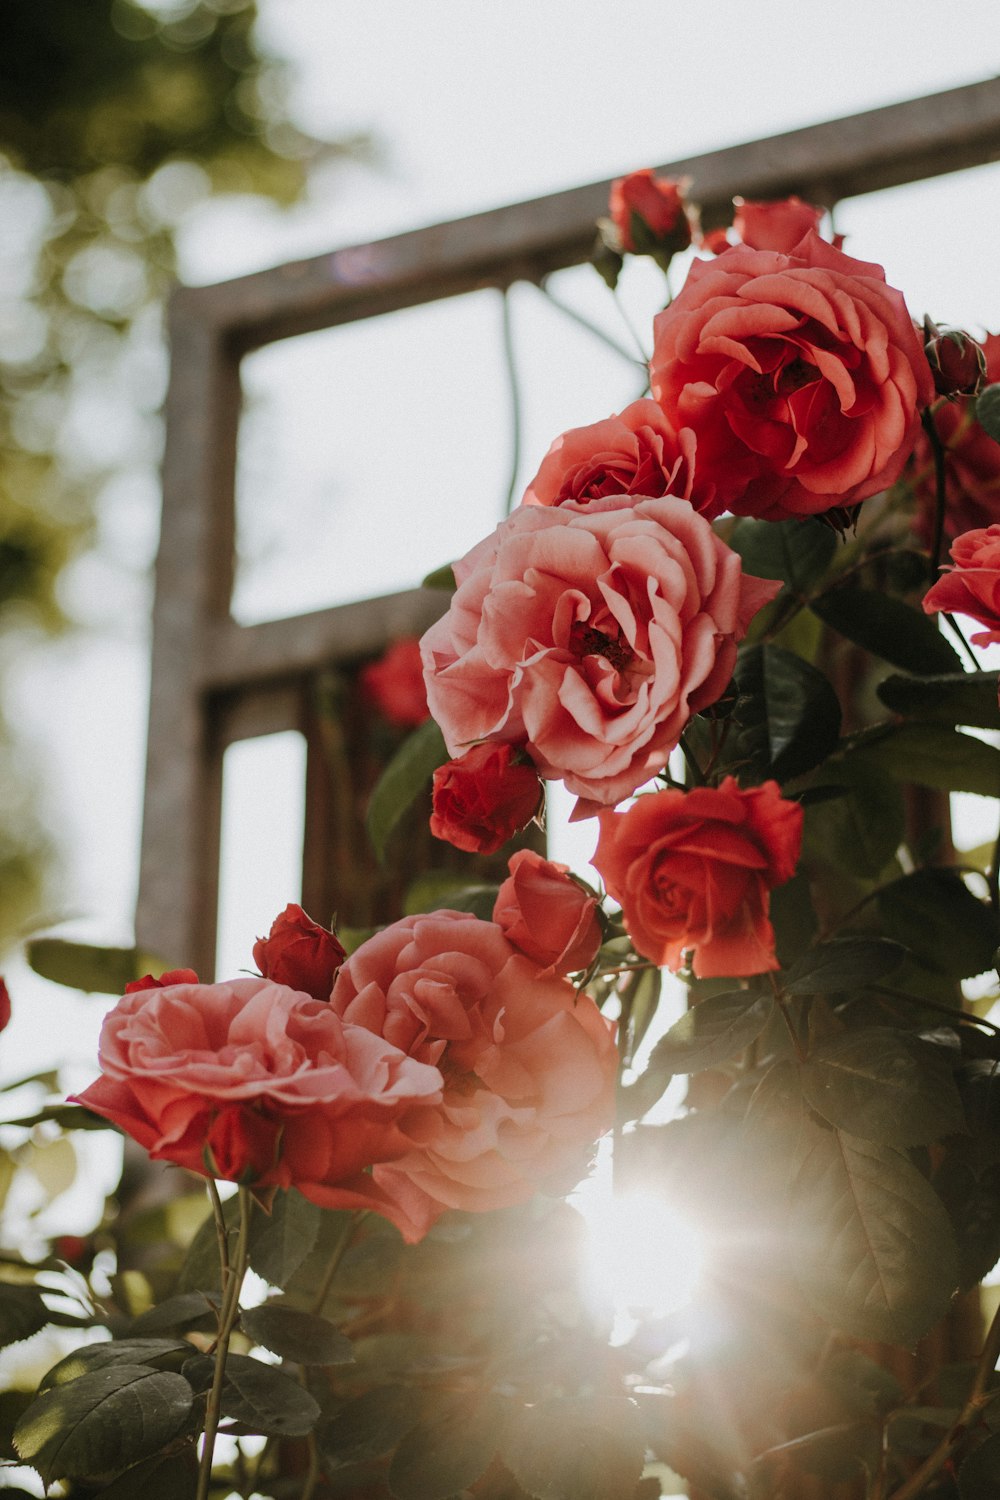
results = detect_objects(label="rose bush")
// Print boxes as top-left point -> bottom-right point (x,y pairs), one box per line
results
72,977 -> 442,1191
493,848 -> 602,975
592,777 -> 803,976
421,495 -> 779,807
430,742 -> 543,853
252,902 -> 346,999
923,523 -> 1000,646
329,910 -> 617,1240
649,233 -> 935,520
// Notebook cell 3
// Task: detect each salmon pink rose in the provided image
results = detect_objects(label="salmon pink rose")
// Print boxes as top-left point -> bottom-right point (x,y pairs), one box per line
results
649,234 -> 934,521
493,849 -> 602,976
328,910 -> 618,1241
593,778 -> 803,978
430,743 -> 543,854
71,977 -> 442,1193
922,524 -> 1000,646
420,495 -> 779,807
253,903 -> 346,999
732,196 -> 824,254
359,637 -> 430,728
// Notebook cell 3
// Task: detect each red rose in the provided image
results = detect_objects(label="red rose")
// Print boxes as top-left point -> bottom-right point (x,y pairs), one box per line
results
609,170 -> 690,256
521,399 -> 713,515
593,778 -> 803,978
0,978 -> 9,1034
732,196 -> 824,254
71,977 -> 442,1193
922,321 -> 987,400
421,496 -> 779,807
430,744 -> 542,854
328,910 -> 617,1240
922,524 -> 1000,646
649,234 -> 935,521
359,637 -> 430,728
912,333 -> 1000,541
493,849 -> 602,976
253,903 -> 346,999
125,968 -> 198,994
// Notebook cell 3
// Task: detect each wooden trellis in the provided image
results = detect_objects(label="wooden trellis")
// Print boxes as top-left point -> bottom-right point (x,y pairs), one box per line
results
136,76 -> 1000,980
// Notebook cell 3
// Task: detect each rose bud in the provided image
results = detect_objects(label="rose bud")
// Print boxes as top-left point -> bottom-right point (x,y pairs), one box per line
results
253,904 -> 347,999
923,318 -> 988,399
732,195 -> 824,254
493,849 -> 602,976
359,637 -> 430,728
430,744 -> 543,855
607,170 -> 692,261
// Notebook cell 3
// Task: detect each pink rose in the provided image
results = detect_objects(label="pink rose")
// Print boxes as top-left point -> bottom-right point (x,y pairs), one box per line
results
922,524 -> 1000,646
521,399 -> 713,515
649,234 -> 935,521
430,743 -> 543,854
328,911 -> 618,1241
732,196 -> 825,254
420,495 -> 779,806
359,637 -> 430,728
609,170 -> 690,256
493,849 -> 602,976
593,778 -> 803,978
71,978 -> 442,1194
912,333 -> 1000,541
253,903 -> 346,999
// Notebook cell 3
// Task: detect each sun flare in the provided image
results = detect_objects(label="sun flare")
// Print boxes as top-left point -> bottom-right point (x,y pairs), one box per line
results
576,1180 -> 704,1333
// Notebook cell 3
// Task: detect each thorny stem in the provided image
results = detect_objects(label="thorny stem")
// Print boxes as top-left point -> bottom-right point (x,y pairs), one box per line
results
942,610 -> 982,669
197,1185 -> 252,1500
207,1177 -> 230,1285
870,982 -> 1000,1034
921,405 -> 949,577
500,287 -> 523,517
885,1296 -> 1000,1500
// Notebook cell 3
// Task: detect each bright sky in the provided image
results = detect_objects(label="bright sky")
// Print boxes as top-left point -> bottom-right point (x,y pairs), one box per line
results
4,0 -> 1000,1155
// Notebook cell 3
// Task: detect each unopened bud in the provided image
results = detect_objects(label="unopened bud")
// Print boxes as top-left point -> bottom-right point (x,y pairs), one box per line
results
923,317 -> 988,398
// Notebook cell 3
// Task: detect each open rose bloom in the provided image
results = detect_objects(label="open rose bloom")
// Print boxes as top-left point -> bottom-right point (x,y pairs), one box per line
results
923,523 -> 1000,646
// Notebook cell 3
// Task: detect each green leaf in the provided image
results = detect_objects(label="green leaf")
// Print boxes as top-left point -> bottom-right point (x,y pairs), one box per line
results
803,761 -> 904,879
876,671 -> 1000,730
644,991 -> 773,1077
388,1394 -> 501,1500
13,1365 -> 193,1485
366,717 -> 448,863
0,1284 -> 53,1349
177,1192 -> 241,1293
500,1398 -> 645,1500
732,643 -> 842,781
318,1385 -> 420,1468
40,1339 -> 190,1391
960,1432 -> 1000,1499
181,1351 -> 320,1436
727,517 -> 836,592
127,1291 -> 218,1336
421,562 -> 457,591
248,1189 -> 323,1289
783,938 -> 907,994
848,722 -> 1000,798
810,588 -> 961,674
790,1129 -> 959,1343
975,382 -> 1000,444
403,875 -> 499,919
95,1451 -> 198,1500
24,939 -> 168,995
2,1103 -> 116,1131
877,869 -> 1000,977
619,963 -> 662,1069
241,1301 -> 353,1365
801,1029 -> 964,1147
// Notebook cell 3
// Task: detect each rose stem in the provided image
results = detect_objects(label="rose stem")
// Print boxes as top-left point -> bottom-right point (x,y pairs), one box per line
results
920,405 -> 949,576
196,1184 -> 252,1500
535,279 -> 641,367
500,287 -> 523,517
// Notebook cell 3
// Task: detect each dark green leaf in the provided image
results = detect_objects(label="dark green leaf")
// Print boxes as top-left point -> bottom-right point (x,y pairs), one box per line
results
388,1394 -> 501,1500
248,1188 -> 323,1289
182,1351 -> 320,1436
803,761 -> 905,879
810,588 -> 961,674
24,939 -> 167,995
959,1432 -> 1000,1499
801,1029 -> 964,1147
975,382 -> 1000,444
848,722 -> 1000,798
13,1365 -> 192,1485
791,1129 -> 959,1343
242,1301 -> 353,1365
933,1151 -> 1000,1291
421,562 -> 457,591
783,938 -> 907,994
0,1284 -> 52,1349
732,643 -> 842,781
876,671 -> 1000,730
500,1398 -> 645,1500
128,1292 -> 218,1336
2,1103 -> 115,1131
404,879 -> 499,920
727,517 -> 836,591
40,1338 -> 189,1390
821,1349 -> 902,1420
645,991 -> 773,1076
177,1193 -> 241,1293
877,870 -> 1000,977
619,963 -> 662,1069
367,718 -> 448,863
318,1385 -> 420,1468
95,1451 -> 198,1500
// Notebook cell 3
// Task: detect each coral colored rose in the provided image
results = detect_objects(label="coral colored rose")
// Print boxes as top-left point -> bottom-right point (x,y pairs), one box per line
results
328,910 -> 618,1240
125,968 -> 198,994
593,778 -> 803,978
253,903 -> 346,999
649,234 -> 935,521
421,495 -> 780,806
913,334 -> 1000,541
71,978 -> 442,1194
732,196 -> 824,254
0,978 -> 9,1034
493,849 -> 602,976
923,524 -> 1000,646
431,744 -> 543,854
609,170 -> 690,255
359,637 -> 430,728
522,399 -> 714,516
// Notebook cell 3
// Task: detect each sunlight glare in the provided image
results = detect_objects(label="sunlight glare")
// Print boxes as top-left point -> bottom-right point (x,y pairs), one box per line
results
577,1181 -> 704,1338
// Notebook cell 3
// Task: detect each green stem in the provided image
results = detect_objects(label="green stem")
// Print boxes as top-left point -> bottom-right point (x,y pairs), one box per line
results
921,405 -> 949,576
678,732 -> 705,786
535,279 -> 643,367
309,1211 -> 358,1317
941,611 -> 981,670
500,288 -> 523,517
196,1186 -> 252,1500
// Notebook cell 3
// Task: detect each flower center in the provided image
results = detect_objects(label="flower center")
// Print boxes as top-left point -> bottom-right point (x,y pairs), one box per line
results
569,621 -> 636,673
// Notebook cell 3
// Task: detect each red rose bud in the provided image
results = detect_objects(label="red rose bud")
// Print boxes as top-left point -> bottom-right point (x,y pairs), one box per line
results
430,744 -> 543,855
125,968 -> 199,994
253,904 -> 347,999
359,637 -> 430,728
923,318 -> 988,399
0,978 -> 9,1034
493,849 -> 602,976
732,195 -> 824,254
608,170 -> 691,260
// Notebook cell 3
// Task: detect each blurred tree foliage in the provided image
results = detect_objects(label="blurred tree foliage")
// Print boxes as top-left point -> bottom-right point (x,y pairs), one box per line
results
0,0 -> 364,949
